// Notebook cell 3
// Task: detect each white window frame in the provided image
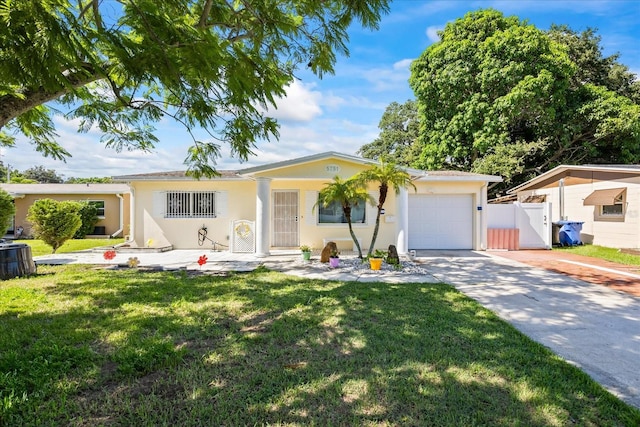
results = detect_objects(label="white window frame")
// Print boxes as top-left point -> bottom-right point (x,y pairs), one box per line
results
165,191 -> 217,219
317,198 -> 366,225
596,192 -> 625,220
88,200 -> 106,218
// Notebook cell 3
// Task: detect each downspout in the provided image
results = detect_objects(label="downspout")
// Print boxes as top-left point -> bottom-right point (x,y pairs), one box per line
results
110,193 -> 125,238
128,186 -> 135,243
559,178 -> 565,220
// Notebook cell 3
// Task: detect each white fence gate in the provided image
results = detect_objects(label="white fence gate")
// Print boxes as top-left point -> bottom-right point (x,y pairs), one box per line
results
230,220 -> 256,253
487,202 -> 552,249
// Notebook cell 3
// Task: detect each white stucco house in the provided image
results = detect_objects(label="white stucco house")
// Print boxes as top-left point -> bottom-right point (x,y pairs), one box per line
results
508,164 -> 640,248
113,152 -> 501,255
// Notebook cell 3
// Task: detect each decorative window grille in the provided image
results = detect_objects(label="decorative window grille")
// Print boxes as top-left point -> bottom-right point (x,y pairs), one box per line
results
165,191 -> 217,218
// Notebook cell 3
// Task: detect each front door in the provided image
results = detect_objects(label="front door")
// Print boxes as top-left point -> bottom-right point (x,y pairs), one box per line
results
272,191 -> 299,247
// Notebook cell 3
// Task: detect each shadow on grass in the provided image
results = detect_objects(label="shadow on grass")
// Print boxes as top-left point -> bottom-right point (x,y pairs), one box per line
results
0,265 -> 638,426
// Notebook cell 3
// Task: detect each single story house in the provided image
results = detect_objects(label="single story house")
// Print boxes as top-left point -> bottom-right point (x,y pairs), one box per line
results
508,164 -> 640,248
0,183 -> 131,239
113,152 -> 501,255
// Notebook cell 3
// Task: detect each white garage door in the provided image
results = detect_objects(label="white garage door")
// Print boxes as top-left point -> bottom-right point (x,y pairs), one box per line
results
408,194 -> 473,249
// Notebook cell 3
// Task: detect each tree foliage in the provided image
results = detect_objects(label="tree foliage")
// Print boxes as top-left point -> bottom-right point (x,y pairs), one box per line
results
408,9 -> 640,193
66,176 -> 113,184
73,201 -> 99,239
357,100 -> 420,165
27,199 -> 82,253
22,165 -> 64,183
356,161 -> 415,256
0,188 -> 15,237
0,0 -> 389,177
316,176 -> 373,258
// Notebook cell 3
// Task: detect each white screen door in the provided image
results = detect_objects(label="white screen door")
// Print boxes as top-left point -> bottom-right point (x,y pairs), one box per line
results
273,191 -> 299,247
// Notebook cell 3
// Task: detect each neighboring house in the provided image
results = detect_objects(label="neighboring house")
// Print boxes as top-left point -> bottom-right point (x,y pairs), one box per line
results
508,165 -> 640,248
0,183 -> 131,239
113,152 -> 501,254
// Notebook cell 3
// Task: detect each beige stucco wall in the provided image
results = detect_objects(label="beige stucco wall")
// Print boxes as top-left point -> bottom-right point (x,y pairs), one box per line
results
130,180 -> 256,249
13,193 -> 130,238
128,156 -> 493,252
128,156 -> 408,251
275,180 -> 397,252
518,177 -> 640,248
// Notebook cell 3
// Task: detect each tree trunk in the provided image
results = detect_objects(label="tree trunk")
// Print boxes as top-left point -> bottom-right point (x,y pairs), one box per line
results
367,184 -> 387,257
0,67 -> 102,129
344,207 -> 363,258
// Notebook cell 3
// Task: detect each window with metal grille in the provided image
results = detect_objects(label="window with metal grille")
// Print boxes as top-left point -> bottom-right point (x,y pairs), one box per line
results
165,191 -> 216,218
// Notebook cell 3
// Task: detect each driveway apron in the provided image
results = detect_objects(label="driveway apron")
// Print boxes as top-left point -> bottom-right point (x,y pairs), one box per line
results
415,250 -> 640,409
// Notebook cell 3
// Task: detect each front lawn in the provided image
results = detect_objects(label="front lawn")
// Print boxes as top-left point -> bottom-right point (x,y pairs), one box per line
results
554,244 -> 640,267
17,238 -> 124,257
1,265 -> 638,426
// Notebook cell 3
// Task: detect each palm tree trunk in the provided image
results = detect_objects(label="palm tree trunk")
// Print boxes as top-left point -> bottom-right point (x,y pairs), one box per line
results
345,211 -> 363,258
367,184 -> 387,256
367,207 -> 382,257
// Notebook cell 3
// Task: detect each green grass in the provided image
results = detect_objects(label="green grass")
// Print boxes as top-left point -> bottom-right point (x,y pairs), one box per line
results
16,238 -> 124,257
1,266 -> 639,426
554,244 -> 640,267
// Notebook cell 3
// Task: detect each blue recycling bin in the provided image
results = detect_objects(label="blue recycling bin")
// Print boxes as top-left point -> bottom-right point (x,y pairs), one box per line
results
555,221 -> 584,246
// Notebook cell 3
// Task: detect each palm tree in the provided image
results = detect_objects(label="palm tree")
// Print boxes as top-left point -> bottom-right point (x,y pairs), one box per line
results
316,176 -> 373,259
356,161 -> 416,257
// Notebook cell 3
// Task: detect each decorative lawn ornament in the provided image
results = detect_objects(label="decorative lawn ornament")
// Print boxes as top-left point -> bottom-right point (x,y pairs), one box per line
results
127,257 -> 140,268
234,222 -> 251,238
103,250 -> 116,261
197,255 -> 208,269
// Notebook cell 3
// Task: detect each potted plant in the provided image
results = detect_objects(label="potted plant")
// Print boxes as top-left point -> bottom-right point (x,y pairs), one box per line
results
329,249 -> 340,268
369,249 -> 386,270
300,245 -> 312,261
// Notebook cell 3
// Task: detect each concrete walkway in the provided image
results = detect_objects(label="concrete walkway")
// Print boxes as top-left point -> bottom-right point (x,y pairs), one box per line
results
34,249 -> 640,409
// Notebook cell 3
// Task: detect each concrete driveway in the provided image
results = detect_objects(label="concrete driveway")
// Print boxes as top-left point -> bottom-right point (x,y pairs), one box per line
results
415,250 -> 640,409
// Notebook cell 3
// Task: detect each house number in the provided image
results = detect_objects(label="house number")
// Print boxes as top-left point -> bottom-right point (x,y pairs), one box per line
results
325,164 -> 341,173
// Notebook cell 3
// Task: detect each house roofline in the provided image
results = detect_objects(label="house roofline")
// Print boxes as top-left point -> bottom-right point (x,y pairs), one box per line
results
237,151 -> 381,176
507,165 -> 640,194
0,183 -> 131,196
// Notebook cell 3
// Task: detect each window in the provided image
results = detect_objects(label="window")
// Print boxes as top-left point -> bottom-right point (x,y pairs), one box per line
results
600,193 -> 624,217
165,191 -> 216,218
88,200 -> 106,217
318,199 -> 366,224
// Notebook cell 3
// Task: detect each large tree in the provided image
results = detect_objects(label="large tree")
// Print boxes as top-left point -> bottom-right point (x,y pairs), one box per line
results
0,0 -> 389,177
409,9 -> 640,194
357,100 -> 420,165
22,165 -> 64,183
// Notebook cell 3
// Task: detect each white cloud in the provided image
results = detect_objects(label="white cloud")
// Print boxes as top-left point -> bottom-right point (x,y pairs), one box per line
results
426,25 -> 442,43
262,80 -> 323,122
358,58 -> 414,92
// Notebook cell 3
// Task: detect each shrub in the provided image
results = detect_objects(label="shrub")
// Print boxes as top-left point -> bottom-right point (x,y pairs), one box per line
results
0,189 -> 15,237
27,199 -> 82,253
74,201 -> 99,239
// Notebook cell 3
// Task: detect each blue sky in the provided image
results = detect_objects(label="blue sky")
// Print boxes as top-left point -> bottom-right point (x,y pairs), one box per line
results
2,0 -> 640,179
